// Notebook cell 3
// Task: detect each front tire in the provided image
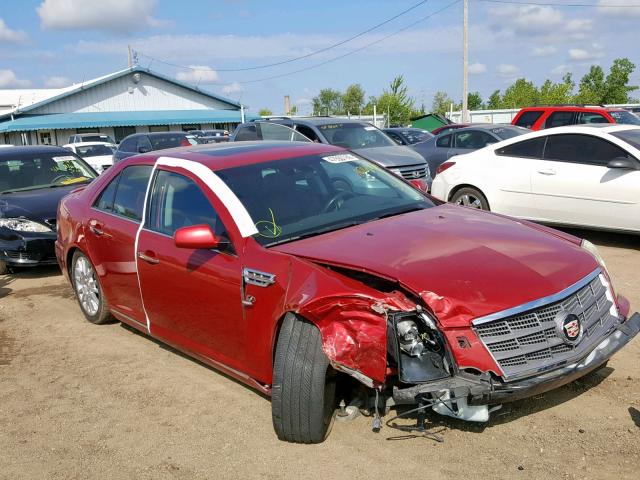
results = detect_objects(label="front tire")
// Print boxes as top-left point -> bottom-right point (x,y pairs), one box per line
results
272,313 -> 337,443
71,251 -> 111,324
451,187 -> 490,210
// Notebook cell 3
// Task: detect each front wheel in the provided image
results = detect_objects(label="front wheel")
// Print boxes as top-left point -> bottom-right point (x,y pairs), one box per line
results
71,250 -> 111,324
451,187 -> 490,210
272,314 -> 337,443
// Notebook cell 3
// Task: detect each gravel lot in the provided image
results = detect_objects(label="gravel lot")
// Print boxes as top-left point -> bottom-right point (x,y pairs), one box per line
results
1,228 -> 638,480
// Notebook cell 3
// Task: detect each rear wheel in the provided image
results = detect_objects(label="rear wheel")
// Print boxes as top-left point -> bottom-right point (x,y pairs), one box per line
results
71,251 -> 111,324
272,313 -> 337,443
451,187 -> 490,211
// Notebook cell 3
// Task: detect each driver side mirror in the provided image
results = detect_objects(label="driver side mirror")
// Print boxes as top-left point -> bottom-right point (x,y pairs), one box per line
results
607,157 -> 639,170
174,224 -> 224,250
138,146 -> 151,154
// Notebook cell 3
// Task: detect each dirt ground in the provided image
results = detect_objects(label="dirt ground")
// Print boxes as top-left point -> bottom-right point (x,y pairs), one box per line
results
0,228 -> 638,480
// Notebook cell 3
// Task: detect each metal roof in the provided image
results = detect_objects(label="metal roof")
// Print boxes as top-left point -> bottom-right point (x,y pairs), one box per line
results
0,110 -> 259,132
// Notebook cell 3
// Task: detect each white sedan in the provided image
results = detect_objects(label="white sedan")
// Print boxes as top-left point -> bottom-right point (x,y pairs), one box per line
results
63,142 -> 116,174
431,125 -> 640,233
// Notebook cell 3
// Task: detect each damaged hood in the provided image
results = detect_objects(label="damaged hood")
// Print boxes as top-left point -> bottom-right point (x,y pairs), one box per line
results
273,204 -> 598,328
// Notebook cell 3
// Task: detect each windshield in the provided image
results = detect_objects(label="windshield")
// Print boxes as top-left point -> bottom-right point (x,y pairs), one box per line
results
610,110 -> 640,126
75,144 -> 115,157
216,153 -> 434,246
0,151 -> 96,194
400,129 -> 433,144
611,128 -> 640,150
318,122 -> 396,149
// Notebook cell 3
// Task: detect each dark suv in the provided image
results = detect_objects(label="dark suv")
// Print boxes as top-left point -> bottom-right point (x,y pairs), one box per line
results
512,105 -> 640,130
232,117 -> 432,191
113,132 -> 201,163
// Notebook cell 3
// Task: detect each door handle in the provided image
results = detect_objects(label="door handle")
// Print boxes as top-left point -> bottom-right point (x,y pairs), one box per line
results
537,168 -> 556,175
88,220 -> 111,238
137,251 -> 160,265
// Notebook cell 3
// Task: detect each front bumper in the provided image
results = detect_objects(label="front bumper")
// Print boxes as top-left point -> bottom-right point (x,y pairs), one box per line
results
394,312 -> 640,405
0,230 -> 58,268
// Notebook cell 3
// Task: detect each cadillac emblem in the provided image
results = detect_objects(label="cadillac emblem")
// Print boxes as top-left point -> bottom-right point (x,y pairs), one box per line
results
554,310 -> 583,345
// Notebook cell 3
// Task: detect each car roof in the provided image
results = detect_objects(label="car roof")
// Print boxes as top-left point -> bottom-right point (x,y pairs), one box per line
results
134,141 -> 346,171
384,127 -> 425,132
0,145 -> 69,156
450,124 -> 527,133
64,141 -> 115,147
274,117 -> 373,126
518,105 -> 625,112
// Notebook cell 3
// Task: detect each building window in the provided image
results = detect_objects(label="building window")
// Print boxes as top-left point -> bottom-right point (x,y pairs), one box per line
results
114,126 -> 136,143
39,131 -> 52,145
76,127 -> 99,134
149,125 -> 170,133
181,124 -> 201,132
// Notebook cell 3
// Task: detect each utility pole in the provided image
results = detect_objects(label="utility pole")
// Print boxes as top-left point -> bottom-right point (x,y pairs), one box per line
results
462,0 -> 469,123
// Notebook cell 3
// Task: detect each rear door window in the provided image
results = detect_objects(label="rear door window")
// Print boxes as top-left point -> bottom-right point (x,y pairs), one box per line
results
545,111 -> 575,129
496,137 -> 546,159
514,111 -> 543,128
576,112 -> 609,125
454,131 -> 496,149
543,134 -> 630,166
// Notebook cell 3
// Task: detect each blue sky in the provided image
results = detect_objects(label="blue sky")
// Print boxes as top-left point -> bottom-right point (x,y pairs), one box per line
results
0,0 -> 638,113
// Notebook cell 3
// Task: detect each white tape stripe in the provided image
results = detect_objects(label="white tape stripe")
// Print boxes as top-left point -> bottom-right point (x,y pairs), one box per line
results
155,156 -> 258,238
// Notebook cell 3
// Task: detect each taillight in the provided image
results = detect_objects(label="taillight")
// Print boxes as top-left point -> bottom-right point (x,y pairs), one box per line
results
436,161 -> 456,175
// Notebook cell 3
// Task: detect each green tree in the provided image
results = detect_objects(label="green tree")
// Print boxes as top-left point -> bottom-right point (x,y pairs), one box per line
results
603,58 -> 637,103
343,84 -> 365,115
575,66 -> 605,104
538,73 -> 574,105
312,88 -> 343,115
431,91 -> 456,115
258,108 -> 273,116
487,90 -> 502,109
375,76 -> 415,126
467,91 -> 484,110
501,78 -> 539,108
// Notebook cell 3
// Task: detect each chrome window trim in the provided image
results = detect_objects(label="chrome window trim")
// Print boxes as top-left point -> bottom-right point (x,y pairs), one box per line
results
472,268 -> 602,327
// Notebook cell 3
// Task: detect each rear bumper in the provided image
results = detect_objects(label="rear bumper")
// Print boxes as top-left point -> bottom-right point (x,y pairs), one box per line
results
0,232 -> 58,268
393,312 -> 640,405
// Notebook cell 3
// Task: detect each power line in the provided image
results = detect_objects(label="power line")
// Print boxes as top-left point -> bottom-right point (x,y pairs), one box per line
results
136,0 -> 430,73
477,0 -> 640,7
235,0 -> 462,85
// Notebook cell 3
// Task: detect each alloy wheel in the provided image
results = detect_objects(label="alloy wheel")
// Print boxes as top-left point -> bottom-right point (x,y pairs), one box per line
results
73,256 -> 100,316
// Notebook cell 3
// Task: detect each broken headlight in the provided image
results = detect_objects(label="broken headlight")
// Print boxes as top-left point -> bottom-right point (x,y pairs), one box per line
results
396,319 -> 425,357
0,218 -> 52,233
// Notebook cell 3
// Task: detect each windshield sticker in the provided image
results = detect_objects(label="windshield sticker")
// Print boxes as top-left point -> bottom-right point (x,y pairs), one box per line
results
322,153 -> 358,164
255,208 -> 282,238
60,177 -> 88,185
52,156 -> 77,162
364,126 -> 376,131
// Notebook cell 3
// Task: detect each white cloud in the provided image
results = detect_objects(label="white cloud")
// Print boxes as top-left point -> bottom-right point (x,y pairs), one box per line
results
222,82 -> 243,95
468,62 -> 487,75
0,18 -> 27,42
550,65 -> 570,76
597,0 -> 640,17
44,76 -> 71,88
569,44 -> 605,61
0,70 -> 31,88
490,5 -> 563,34
497,64 -> 520,78
37,0 -> 165,33
175,66 -> 220,84
531,46 -> 557,57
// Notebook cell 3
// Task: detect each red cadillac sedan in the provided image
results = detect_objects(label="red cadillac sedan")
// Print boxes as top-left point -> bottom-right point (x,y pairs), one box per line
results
56,141 -> 639,443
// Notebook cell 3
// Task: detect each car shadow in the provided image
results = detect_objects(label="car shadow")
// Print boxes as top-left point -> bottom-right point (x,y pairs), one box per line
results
556,227 -> 639,250
9,264 -> 62,279
0,274 -> 14,299
629,407 -> 640,428
388,366 -> 613,436
118,322 -> 271,402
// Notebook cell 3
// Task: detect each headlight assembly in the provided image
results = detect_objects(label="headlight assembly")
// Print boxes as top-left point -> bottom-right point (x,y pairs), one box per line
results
581,239 -> 607,271
0,218 -> 52,233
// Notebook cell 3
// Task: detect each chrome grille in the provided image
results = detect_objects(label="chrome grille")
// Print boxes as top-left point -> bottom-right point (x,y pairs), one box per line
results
394,164 -> 429,180
473,271 -> 620,380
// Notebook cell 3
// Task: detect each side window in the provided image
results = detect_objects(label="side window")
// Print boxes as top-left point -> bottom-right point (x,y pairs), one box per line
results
454,131 -> 496,149
544,134 -> 630,166
386,131 -> 404,145
436,134 -> 452,148
294,125 -> 319,142
234,125 -> 258,141
147,170 -> 224,237
119,136 -> 137,152
545,111 -> 574,129
108,166 -> 153,221
93,175 -> 120,212
514,111 -> 543,128
576,112 -> 609,125
496,137 -> 546,159
137,136 -> 153,153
